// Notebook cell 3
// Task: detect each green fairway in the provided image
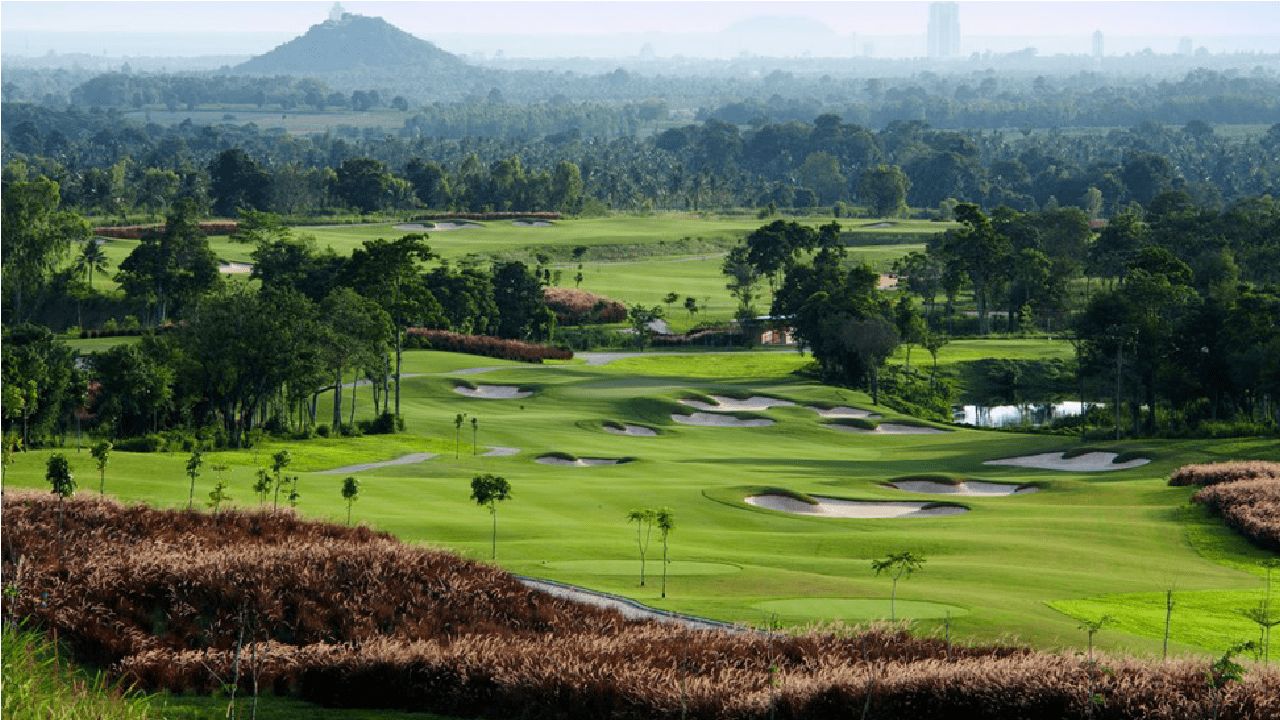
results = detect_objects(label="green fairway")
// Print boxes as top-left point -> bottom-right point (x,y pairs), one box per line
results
7,348 -> 1276,663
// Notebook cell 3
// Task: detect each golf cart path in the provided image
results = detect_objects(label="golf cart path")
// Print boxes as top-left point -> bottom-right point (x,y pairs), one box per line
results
517,577 -> 738,632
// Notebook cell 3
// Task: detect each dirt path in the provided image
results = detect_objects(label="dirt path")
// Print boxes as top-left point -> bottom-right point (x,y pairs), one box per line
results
516,577 -> 740,632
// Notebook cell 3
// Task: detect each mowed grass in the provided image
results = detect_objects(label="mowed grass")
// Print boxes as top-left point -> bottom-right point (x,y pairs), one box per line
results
7,348 -> 1277,662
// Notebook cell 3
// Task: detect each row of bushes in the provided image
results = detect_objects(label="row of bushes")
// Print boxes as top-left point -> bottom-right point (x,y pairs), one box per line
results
543,287 -> 627,325
109,414 -> 404,453
91,222 -> 239,239
404,329 -> 572,362
78,325 -> 178,339
5,493 -> 1277,720
1169,462 -> 1280,487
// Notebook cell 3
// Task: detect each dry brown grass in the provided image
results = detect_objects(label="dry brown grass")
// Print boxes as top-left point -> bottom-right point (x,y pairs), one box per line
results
1168,462 -> 1280,487
6,491 -> 1280,719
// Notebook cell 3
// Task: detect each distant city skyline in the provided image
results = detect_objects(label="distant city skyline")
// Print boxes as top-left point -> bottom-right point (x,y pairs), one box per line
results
2,1 -> 1278,58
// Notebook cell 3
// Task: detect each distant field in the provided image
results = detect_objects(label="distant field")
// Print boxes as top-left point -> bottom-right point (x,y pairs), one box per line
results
121,106 -> 412,135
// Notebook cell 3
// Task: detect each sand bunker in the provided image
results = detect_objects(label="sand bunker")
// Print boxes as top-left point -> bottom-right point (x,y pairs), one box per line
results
603,424 -> 658,436
536,455 -> 631,466
887,479 -> 1037,496
984,451 -> 1149,472
673,413 -> 774,427
512,220 -> 553,227
219,261 -> 253,274
317,452 -> 437,474
679,395 -> 795,412
746,494 -> 968,518
454,385 -> 532,399
825,422 -> 944,435
394,222 -> 481,232
482,446 -> 521,457
811,405 -> 881,419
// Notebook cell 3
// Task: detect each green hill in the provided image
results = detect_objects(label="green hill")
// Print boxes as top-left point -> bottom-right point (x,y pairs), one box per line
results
234,12 -> 470,74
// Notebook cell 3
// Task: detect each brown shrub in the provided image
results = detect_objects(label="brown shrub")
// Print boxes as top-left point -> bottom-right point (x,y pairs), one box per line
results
1168,462 -> 1280,487
1193,477 -> 1280,552
543,287 -> 628,325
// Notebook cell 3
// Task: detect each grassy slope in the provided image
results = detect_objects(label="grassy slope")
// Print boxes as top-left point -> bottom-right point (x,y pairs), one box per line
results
7,348 -> 1277,663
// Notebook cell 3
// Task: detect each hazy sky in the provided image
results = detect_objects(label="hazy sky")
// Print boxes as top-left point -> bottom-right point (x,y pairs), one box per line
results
4,0 -> 1278,37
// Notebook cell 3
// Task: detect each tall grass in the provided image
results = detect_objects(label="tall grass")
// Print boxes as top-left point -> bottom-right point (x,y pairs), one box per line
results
1,624 -> 152,720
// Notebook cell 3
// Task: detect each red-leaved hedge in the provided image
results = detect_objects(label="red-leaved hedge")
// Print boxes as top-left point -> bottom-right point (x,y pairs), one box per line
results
404,329 -> 572,363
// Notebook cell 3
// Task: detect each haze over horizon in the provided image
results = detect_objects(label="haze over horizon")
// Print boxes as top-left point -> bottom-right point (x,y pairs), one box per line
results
2,0 -> 1279,60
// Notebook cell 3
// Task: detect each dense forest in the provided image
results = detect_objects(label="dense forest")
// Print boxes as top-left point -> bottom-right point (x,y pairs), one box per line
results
4,41 -> 1279,450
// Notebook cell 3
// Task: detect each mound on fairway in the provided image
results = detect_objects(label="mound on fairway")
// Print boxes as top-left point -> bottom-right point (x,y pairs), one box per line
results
316,452 -> 437,474
536,455 -> 633,467
887,479 -> 1038,496
810,405 -> 881,419
984,451 -> 1150,472
679,395 -> 795,412
602,423 -> 658,436
454,384 -> 532,399
746,494 -> 968,518
824,422 -> 945,435
673,413 -> 773,427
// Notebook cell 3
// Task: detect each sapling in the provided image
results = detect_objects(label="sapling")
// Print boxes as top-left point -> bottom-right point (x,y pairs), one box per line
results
1079,615 -> 1114,665
471,416 -> 478,455
45,453 -> 75,541
185,450 -> 203,510
90,440 -> 112,494
454,412 -> 466,459
871,551 -> 925,622
253,468 -> 271,503
341,476 -> 360,525
470,474 -> 511,560
627,508 -> 657,587
270,450 -> 291,510
657,507 -> 675,598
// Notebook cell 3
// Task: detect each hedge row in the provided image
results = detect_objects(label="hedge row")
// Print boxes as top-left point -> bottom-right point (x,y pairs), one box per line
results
1168,462 -> 1280,487
543,287 -> 627,325
404,329 -> 572,363
78,325 -> 178,339
92,222 -> 239,239
5,493 -> 1278,720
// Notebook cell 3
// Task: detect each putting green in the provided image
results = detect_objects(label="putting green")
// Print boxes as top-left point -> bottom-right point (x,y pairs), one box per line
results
753,598 -> 971,621
540,560 -> 742,576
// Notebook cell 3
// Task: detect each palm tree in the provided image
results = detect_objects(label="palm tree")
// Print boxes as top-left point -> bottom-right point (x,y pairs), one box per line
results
76,240 -> 109,288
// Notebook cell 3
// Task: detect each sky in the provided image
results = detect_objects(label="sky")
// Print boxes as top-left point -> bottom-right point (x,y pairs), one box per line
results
2,0 -> 1278,56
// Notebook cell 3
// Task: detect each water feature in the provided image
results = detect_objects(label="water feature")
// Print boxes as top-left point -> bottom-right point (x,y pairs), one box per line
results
953,401 -> 1089,428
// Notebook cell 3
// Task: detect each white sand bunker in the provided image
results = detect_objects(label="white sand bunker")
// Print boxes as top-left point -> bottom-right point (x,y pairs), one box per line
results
746,494 -> 968,518
825,422 -> 944,435
483,446 -> 521,457
887,479 -> 1037,496
536,455 -> 631,466
395,222 -> 481,232
811,405 -> 881,419
454,384 -> 532,399
984,451 -> 1149,472
219,261 -> 253,274
512,220 -> 553,227
679,395 -> 795,412
673,413 -> 774,427
603,424 -> 658,436
317,452 -> 437,474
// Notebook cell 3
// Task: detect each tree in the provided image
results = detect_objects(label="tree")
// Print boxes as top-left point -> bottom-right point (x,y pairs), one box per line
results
936,203 -> 1012,335
342,476 -> 360,525
2,176 -> 92,322
90,440 -> 112,495
627,508 -> 658,587
470,474 -> 511,560
209,149 -> 271,217
271,450 -> 291,510
454,412 -> 466,459
858,164 -> 910,218
871,551 -> 925,622
491,260 -> 550,341
46,453 -> 75,540
334,157 -> 391,213
207,463 -> 231,512
114,199 -> 222,325
656,507 -> 675,598
186,450 -> 204,510
75,240 -> 109,289
628,304 -> 665,350
471,416 -> 478,455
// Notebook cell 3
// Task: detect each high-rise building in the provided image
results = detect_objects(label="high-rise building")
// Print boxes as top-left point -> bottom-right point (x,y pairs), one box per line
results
1092,30 -> 1104,59
928,2 -> 961,58
1179,37 -> 1194,55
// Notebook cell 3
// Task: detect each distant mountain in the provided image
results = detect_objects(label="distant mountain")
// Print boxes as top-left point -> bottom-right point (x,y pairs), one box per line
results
233,12 -> 469,74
